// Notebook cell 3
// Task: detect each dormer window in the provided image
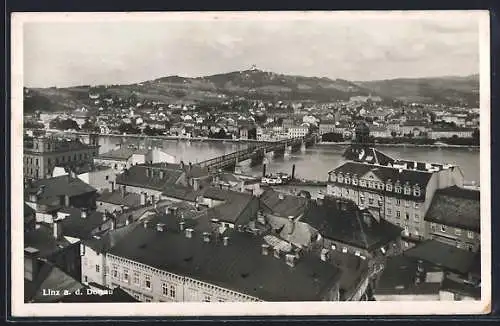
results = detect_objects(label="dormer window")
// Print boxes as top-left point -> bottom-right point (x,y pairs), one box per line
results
352,177 -> 358,186
386,184 -> 393,191
360,180 -> 366,187
330,173 -> 337,182
338,175 -> 343,183
395,185 -> 402,193
345,177 -> 350,184
413,185 -> 421,197
404,186 -> 411,195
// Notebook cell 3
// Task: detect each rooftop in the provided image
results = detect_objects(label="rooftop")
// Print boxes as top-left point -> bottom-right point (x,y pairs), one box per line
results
24,224 -> 72,259
25,175 -> 97,200
108,213 -> 342,301
116,164 -> 184,191
440,276 -> 481,299
98,147 -> 149,160
259,189 -> 309,218
58,207 -> 108,240
425,186 -> 480,232
97,189 -> 142,208
301,198 -> 402,251
374,255 -> 443,296
403,240 -> 479,275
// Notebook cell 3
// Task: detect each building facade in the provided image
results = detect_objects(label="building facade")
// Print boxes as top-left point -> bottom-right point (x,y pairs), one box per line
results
24,135 -> 100,180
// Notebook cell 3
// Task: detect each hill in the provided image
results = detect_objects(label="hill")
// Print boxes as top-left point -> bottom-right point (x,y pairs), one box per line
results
355,74 -> 479,107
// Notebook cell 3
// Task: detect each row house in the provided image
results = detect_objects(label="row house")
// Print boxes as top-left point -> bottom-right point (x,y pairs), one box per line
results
428,127 -> 474,139
326,156 -> 465,247
102,211 -> 342,302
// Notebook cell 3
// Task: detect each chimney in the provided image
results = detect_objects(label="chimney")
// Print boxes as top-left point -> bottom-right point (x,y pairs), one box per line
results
185,228 -> 193,238
278,193 -> 284,200
24,247 -> 41,282
273,248 -> 281,259
179,221 -> 185,231
110,217 -> 116,230
143,220 -> 150,229
53,219 -> 63,240
202,232 -> 211,243
223,236 -> 229,246
64,195 -> 70,207
156,223 -> 166,232
287,216 -> 295,235
262,164 -> 267,177
140,192 -> 146,206
81,209 -> 87,219
285,253 -> 296,267
261,243 -> 270,255
193,178 -> 200,191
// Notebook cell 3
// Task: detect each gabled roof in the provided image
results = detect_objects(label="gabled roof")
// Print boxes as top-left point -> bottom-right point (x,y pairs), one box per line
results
205,192 -> 257,224
259,189 -> 309,218
108,213 -> 342,301
25,175 -> 97,199
98,147 -> 149,160
116,165 -> 183,190
25,260 -> 85,303
403,240 -> 478,275
425,186 -> 480,232
24,225 -> 72,259
58,207 -> 108,240
97,190 -> 142,208
301,199 -> 402,251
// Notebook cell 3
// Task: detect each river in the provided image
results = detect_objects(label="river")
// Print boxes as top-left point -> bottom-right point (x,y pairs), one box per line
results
97,136 -> 480,185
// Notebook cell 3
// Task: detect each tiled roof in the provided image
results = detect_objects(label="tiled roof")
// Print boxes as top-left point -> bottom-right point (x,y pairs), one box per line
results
301,199 -> 402,251
24,225 -> 72,258
341,146 -> 396,166
374,255 -> 443,296
205,192 -> 257,224
162,184 -> 199,202
83,222 -> 141,254
98,147 -> 149,160
440,276 -> 481,299
424,186 -> 480,232
25,175 -> 97,199
116,165 -> 183,190
58,207 -> 108,240
25,260 -> 85,303
403,240 -> 478,275
108,213 -> 342,301
259,189 -> 309,218
97,190 -> 142,208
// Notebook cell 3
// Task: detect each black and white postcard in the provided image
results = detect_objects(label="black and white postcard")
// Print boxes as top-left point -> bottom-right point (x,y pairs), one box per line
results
11,10 -> 491,317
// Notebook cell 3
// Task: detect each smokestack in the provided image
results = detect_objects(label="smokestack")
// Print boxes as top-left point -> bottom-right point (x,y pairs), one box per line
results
24,247 -> 40,282
291,164 -> 296,180
262,164 -> 267,177
179,221 -> 185,231
53,220 -> 62,240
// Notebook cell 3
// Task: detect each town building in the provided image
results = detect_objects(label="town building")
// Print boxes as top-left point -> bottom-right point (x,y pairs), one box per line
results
326,146 -> 465,246
104,211 -> 342,302
429,127 -> 474,139
424,186 -> 480,252
51,164 -> 116,193
319,119 -> 336,135
24,135 -> 100,180
94,147 -> 176,172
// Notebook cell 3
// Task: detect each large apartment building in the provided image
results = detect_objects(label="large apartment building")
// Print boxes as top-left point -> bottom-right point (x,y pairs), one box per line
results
24,134 -> 100,180
326,146 -> 465,247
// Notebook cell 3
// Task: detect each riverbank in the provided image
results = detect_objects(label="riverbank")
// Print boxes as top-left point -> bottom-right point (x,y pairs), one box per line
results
317,141 -> 479,149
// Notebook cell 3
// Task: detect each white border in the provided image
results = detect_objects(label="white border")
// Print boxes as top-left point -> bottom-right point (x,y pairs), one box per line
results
11,10 -> 491,317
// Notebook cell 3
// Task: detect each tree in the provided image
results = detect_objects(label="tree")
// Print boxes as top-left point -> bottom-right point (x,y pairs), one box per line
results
118,123 -> 140,134
81,119 -> 99,132
390,131 -> 397,138
49,118 -> 80,131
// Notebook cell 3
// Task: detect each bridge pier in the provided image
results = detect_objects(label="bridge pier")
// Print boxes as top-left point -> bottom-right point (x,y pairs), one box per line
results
250,149 -> 265,167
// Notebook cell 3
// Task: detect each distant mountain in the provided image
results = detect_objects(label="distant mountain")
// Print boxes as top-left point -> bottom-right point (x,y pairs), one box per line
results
355,74 -> 479,107
23,70 -> 480,113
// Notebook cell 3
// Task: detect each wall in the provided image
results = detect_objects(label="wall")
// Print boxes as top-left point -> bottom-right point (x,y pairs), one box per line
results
80,168 -> 117,193
81,244 -> 106,286
426,221 -> 480,252
147,149 -> 176,164
106,254 -> 261,302
93,157 -> 128,171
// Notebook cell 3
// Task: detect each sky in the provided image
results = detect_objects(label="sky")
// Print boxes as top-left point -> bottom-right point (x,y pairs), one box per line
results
22,11 -> 483,88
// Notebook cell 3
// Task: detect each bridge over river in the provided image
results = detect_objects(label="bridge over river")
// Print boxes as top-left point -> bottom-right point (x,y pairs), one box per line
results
198,134 -> 318,172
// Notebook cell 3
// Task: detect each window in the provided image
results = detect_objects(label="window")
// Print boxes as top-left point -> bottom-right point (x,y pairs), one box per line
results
404,187 -> 411,195
79,154 -> 82,160
368,198 -> 374,205
218,298 -> 225,302
144,275 -> 152,290
467,231 -> 474,239
84,276 -> 88,283
396,199 -> 401,206
342,247 -> 348,253
48,158 -> 51,165
368,181 -> 374,188
395,186 -> 401,193
345,177 -> 350,184
352,178 -> 358,185
405,213 -> 410,220
169,285 -> 176,298
162,282 -> 168,296
96,264 -> 100,273
387,208 -> 392,215
414,214 -> 420,221
405,201 -> 410,207
73,154 -> 77,161
105,175 -> 109,180
35,158 -> 39,166
68,156 -> 71,162
455,228 -> 462,236
414,202 -> 419,209
123,268 -> 129,283
414,189 -> 421,197
133,271 -> 140,285
203,295 -> 211,302
441,225 -> 447,232
360,180 -> 366,187
396,211 -> 401,218
331,244 -> 336,250
112,265 -> 118,278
